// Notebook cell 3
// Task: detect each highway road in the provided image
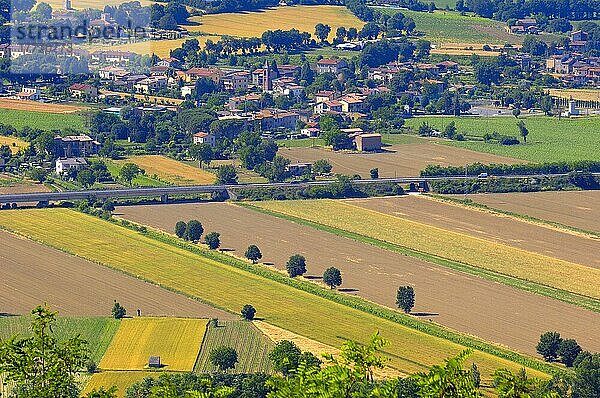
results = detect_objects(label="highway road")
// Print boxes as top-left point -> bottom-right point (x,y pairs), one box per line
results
0,173 -> 594,204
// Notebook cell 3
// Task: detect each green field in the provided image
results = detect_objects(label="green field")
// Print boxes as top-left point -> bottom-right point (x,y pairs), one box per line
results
195,320 -> 274,374
0,109 -> 87,131
0,315 -> 119,363
0,209 -> 549,379
99,317 -> 208,371
404,116 -> 600,162
105,160 -> 169,188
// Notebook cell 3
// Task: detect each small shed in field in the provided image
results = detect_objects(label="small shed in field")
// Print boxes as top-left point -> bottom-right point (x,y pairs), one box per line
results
148,356 -> 161,368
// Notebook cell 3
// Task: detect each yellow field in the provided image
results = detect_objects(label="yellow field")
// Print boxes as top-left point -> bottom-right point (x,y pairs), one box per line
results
116,155 -> 216,185
99,317 -> 207,371
0,98 -> 85,113
187,6 -> 364,42
0,136 -> 28,154
81,36 -> 220,58
547,88 -> 600,102
82,371 -> 159,397
0,209 -> 548,379
253,200 -> 600,300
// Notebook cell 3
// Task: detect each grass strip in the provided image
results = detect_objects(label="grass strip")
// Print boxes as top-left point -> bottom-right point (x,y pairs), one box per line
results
240,202 -> 600,315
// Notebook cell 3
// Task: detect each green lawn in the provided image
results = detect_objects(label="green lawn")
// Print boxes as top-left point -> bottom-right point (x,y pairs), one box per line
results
0,109 -> 87,131
404,116 -> 600,163
195,320 -> 274,374
0,315 -> 119,363
105,159 -> 168,188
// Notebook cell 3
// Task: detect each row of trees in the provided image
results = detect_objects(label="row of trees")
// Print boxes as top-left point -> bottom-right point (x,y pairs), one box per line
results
537,331 -> 582,367
174,220 -> 221,249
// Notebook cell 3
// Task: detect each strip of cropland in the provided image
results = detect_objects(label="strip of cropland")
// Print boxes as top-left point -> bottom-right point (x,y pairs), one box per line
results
100,318 -> 207,371
0,230 -> 231,319
115,155 -> 216,185
404,116 -> 600,163
82,372 -> 160,397
251,199 -> 600,301
118,202 -> 600,355
0,209 -> 550,379
451,191 -> 600,234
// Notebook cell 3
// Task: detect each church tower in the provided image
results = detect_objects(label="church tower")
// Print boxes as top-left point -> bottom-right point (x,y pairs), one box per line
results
262,60 -> 272,92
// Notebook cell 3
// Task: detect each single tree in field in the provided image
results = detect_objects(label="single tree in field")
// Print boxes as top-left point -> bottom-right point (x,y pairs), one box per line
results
536,331 -> 562,361
517,120 -> 529,143
245,245 -> 262,264
323,267 -> 342,289
370,168 -> 379,179
396,286 -> 415,313
209,346 -> 238,372
241,304 -> 256,320
112,300 -> 126,319
558,339 -> 581,367
175,221 -> 187,239
314,23 -> 331,43
269,340 -> 301,376
119,163 -> 142,186
185,220 -> 203,241
204,232 -> 221,250
286,254 -> 307,277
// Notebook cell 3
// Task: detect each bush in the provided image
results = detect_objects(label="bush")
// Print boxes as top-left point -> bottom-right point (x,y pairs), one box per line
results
209,346 -> 238,372
241,304 -> 256,320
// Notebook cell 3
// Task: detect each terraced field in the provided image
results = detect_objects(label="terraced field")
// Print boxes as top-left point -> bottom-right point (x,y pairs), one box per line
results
116,155 -> 216,185
252,199 -> 600,300
0,208 -> 549,379
195,320 -> 274,374
187,6 -> 364,42
100,317 -> 208,371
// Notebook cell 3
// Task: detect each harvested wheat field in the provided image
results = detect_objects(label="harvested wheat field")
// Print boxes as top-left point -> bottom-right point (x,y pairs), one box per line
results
100,317 -> 207,371
0,98 -> 85,113
457,191 -> 600,234
280,142 -> 523,178
0,230 -> 232,318
253,200 -> 600,300
187,6 -> 364,42
82,36 -> 220,58
116,155 -> 216,185
347,195 -> 600,269
547,88 -> 600,102
117,202 -> 600,355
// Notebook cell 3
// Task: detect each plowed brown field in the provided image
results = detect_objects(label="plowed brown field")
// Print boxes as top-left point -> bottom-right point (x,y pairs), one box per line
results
280,143 -> 523,177
454,191 -> 600,233
117,202 -> 600,355
0,231 -> 233,319
346,196 -> 600,269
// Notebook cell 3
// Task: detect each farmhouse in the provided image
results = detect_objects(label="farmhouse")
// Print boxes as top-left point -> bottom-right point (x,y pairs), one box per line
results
354,133 -> 382,152
193,132 -> 216,147
55,157 -> 88,175
54,134 -> 101,157
69,83 -> 98,99
316,59 -> 347,74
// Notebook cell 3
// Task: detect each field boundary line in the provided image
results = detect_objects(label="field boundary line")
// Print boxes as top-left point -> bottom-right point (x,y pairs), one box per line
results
427,194 -> 600,239
239,203 -> 600,315
0,209 -> 558,375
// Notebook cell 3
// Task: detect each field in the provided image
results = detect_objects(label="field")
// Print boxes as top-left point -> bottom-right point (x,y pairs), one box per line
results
0,175 -> 51,195
252,199 -> 600,300
105,159 -> 168,187
376,8 -> 520,46
83,36 -> 220,58
0,315 -> 119,363
195,320 -> 274,374
116,155 -> 217,185
547,88 -> 600,102
118,202 -> 600,355
0,136 -> 28,154
279,139 -> 522,178
0,108 -> 87,131
187,6 -> 364,42
99,90 -> 185,105
99,317 -> 207,371
404,115 -> 600,162
0,98 -> 86,113
458,191 -> 600,233
82,372 -> 160,397
0,230 -> 232,319
44,0 -> 152,9
0,208 -> 549,378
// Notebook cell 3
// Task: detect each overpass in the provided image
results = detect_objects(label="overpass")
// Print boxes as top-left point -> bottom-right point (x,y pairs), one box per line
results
0,173 -> 588,205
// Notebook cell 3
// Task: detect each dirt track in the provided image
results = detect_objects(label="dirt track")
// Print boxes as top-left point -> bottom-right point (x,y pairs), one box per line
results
280,143 -> 522,177
346,196 -> 600,269
118,202 -> 600,355
0,231 -> 233,319
454,191 -> 600,233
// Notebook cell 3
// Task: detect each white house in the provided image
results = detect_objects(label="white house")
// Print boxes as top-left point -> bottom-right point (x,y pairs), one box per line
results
55,157 -> 88,175
193,132 -> 216,147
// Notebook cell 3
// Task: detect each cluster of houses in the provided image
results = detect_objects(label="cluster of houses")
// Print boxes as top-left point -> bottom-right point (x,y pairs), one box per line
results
507,18 -> 540,35
54,134 -> 101,175
545,31 -> 600,85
